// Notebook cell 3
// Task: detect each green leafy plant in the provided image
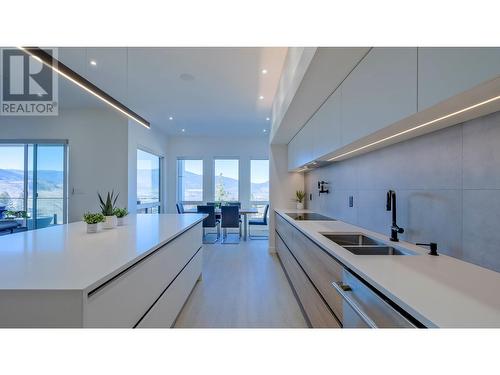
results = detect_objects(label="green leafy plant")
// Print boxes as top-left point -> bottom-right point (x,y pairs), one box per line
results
83,212 -> 105,224
295,190 -> 306,203
5,210 -> 28,219
113,207 -> 128,218
98,191 -> 119,216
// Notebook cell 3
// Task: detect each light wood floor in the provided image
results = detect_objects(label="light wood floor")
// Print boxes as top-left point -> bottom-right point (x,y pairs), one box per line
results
174,238 -> 308,328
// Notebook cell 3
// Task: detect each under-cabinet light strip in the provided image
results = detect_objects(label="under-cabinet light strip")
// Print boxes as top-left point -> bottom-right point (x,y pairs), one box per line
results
18,47 -> 150,129
328,94 -> 500,161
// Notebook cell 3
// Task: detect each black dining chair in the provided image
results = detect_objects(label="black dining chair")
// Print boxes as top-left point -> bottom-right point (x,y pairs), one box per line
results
206,202 -> 216,206
220,205 -> 241,244
197,205 -> 220,243
176,202 -> 185,214
248,204 -> 269,239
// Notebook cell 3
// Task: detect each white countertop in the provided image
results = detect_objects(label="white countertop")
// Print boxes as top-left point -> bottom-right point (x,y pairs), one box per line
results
275,209 -> 500,328
0,214 -> 205,292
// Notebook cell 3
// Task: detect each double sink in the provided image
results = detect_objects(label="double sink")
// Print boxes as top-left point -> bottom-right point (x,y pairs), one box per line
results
321,234 -> 417,256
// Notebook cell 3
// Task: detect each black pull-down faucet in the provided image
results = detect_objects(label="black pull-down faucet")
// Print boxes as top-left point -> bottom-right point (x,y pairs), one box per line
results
386,190 -> 404,242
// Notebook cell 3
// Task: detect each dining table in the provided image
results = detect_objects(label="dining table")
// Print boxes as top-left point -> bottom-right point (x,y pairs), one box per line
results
185,207 -> 258,241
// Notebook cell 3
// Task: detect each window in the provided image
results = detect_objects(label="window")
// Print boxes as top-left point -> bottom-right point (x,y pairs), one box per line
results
136,149 -> 161,213
214,159 -> 239,201
0,142 -> 67,233
250,160 -> 269,202
177,159 -> 203,207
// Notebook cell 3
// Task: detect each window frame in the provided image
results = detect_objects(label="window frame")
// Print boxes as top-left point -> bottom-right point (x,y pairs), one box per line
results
136,147 -> 163,214
213,157 -> 240,202
176,158 -> 204,207
249,157 -> 269,219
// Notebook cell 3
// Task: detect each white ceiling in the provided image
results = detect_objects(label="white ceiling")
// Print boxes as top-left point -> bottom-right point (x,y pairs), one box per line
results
56,47 -> 287,136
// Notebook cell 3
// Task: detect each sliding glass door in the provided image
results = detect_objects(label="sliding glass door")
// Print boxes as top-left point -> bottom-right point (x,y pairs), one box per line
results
0,142 -> 67,233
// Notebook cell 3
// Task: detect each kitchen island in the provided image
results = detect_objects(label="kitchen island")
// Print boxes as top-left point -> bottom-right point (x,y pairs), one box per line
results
0,213 -> 205,328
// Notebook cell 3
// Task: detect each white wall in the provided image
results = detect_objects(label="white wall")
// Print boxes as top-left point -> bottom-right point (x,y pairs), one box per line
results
268,144 -> 304,253
0,108 -> 129,222
165,135 -> 269,213
127,120 -> 169,212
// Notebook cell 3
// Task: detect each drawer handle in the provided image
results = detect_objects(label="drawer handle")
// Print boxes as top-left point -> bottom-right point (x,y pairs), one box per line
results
331,281 -> 377,328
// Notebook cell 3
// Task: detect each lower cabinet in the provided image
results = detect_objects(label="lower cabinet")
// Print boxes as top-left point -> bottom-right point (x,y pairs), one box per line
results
275,213 -> 417,328
276,233 -> 340,328
136,248 -> 202,328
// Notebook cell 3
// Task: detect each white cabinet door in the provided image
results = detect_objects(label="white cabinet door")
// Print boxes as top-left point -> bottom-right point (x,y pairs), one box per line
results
311,89 -> 342,159
296,122 -> 314,167
288,125 -> 313,170
418,47 -> 500,111
341,48 -> 418,146
287,135 -> 299,171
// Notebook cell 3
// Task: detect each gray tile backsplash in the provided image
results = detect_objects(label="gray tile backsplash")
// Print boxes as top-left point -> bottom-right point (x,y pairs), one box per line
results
305,110 -> 500,272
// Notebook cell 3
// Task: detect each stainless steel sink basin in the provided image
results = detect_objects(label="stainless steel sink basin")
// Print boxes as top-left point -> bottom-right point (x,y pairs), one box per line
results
321,233 -> 417,256
322,233 -> 381,246
343,246 -> 416,256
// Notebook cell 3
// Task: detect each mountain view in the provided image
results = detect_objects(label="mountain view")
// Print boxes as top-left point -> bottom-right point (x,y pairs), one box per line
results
0,169 -> 64,220
181,171 -> 269,201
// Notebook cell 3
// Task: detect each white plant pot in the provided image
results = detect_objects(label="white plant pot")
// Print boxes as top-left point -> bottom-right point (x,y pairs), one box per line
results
86,223 -> 98,233
102,215 -> 117,229
296,202 -> 304,210
117,216 -> 126,226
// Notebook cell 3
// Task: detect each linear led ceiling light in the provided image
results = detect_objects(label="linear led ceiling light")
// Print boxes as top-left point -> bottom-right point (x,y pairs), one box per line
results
18,47 -> 150,129
328,94 -> 500,162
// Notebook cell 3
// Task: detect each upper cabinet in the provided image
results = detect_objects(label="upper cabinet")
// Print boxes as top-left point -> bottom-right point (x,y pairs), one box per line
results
418,48 -> 500,111
311,90 -> 342,159
288,124 -> 313,171
287,47 -> 500,171
341,48 -> 418,145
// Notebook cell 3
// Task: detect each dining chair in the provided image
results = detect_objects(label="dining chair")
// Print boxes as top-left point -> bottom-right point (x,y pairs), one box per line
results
197,205 -> 220,243
220,205 -> 241,244
176,203 -> 185,214
206,202 -> 216,206
248,204 -> 269,239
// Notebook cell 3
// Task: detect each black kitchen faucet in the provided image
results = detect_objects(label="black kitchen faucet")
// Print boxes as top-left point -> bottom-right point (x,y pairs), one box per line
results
386,190 -> 404,242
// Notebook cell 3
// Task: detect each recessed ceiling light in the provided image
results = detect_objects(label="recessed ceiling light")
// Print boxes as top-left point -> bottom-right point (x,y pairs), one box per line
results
169,116 -> 174,120
263,129 -> 267,133
266,117 -> 270,121
259,95 -> 264,100
90,60 -> 97,66
181,128 -> 185,132
261,69 -> 268,74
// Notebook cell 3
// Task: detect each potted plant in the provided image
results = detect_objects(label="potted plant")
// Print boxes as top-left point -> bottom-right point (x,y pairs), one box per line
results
113,207 -> 128,226
296,190 -> 306,210
83,212 -> 104,233
98,191 -> 119,229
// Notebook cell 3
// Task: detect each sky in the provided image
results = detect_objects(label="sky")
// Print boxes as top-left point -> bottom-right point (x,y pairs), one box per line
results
183,159 -> 269,183
0,145 -> 64,171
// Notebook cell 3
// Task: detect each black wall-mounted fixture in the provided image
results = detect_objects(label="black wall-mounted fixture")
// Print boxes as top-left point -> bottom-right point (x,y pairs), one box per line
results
18,47 -> 151,129
386,190 -> 404,242
416,242 -> 439,256
318,181 -> 329,195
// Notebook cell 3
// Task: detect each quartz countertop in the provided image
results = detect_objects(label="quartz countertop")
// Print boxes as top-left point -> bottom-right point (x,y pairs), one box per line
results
0,214 -> 205,292
275,209 -> 500,328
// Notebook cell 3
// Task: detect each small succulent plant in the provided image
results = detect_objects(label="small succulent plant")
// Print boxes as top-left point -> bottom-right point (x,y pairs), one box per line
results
296,190 -> 306,203
113,207 -> 128,218
98,191 -> 119,216
83,212 -> 105,224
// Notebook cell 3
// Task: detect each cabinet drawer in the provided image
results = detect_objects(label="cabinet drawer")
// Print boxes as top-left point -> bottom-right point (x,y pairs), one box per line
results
276,232 -> 340,328
291,229 -> 344,323
275,213 -> 292,240
137,248 -> 202,328
85,224 -> 202,327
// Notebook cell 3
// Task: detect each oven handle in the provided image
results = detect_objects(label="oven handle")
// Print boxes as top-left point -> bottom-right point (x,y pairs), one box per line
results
331,281 -> 378,328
